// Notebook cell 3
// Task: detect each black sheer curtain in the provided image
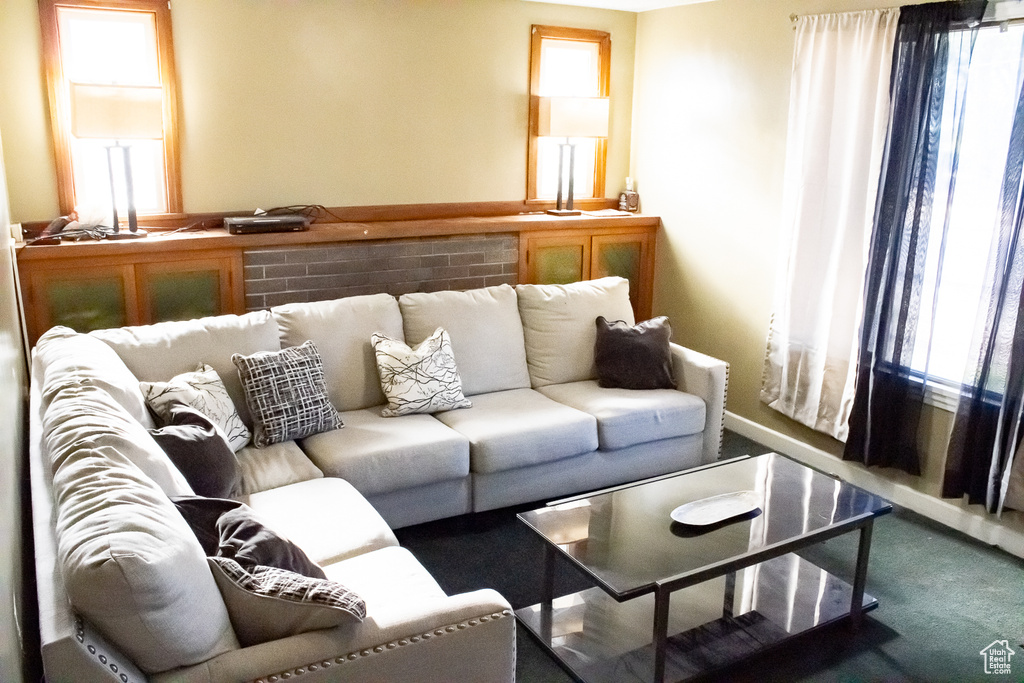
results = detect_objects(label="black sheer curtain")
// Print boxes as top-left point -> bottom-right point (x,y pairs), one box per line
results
844,1 -> 985,474
943,59 -> 1024,511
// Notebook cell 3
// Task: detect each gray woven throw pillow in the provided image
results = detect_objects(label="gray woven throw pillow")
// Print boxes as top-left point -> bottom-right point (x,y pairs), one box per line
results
232,340 -> 343,447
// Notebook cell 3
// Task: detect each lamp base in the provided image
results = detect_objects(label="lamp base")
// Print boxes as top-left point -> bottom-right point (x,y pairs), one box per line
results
545,209 -> 582,216
105,229 -> 148,240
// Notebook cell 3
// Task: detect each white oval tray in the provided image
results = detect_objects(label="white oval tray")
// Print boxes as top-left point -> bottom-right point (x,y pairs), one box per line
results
670,490 -> 761,526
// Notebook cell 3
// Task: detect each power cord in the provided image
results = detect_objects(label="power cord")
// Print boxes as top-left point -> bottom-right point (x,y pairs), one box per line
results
260,204 -> 347,223
156,218 -> 221,237
24,224 -> 120,245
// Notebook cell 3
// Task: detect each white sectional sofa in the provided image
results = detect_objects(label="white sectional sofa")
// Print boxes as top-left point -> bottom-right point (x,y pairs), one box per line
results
29,276 -> 728,683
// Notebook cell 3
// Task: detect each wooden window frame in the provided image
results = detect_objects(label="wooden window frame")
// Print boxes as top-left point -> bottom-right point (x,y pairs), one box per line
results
38,0 -> 182,218
527,25 -> 611,206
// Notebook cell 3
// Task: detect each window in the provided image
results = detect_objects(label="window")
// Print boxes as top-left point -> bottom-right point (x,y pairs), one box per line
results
528,26 -> 610,203
39,0 -> 181,218
909,24 -> 1023,401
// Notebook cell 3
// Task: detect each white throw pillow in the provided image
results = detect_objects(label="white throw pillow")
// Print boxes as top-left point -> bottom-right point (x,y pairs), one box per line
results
141,364 -> 251,452
371,327 -> 472,417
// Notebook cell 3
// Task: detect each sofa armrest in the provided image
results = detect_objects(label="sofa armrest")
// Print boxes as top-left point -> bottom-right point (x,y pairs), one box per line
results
30,365 -> 152,683
670,343 -> 729,463
156,589 -> 516,683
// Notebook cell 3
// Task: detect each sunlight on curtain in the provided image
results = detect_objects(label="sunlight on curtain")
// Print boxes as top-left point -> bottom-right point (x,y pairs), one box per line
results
911,26 -> 1023,385
942,24 -> 1024,514
761,9 -> 900,440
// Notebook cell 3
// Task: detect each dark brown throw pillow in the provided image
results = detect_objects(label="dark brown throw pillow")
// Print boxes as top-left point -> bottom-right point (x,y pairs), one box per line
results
594,316 -> 677,390
172,496 -> 326,580
150,403 -> 240,498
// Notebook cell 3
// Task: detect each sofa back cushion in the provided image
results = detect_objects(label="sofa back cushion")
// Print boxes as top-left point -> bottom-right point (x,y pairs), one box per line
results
272,294 -> 404,412
91,311 -> 281,429
516,277 -> 635,388
35,329 -> 194,497
35,326 -> 155,429
43,378 -> 238,673
398,284 -> 531,396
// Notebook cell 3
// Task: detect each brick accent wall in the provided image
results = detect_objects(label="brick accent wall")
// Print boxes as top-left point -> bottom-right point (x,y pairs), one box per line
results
243,234 -> 519,310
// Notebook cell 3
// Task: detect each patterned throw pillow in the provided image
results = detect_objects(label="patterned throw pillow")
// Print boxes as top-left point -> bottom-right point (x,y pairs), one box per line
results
141,364 -> 251,452
232,341 -> 343,447
207,556 -> 364,647
371,327 -> 472,417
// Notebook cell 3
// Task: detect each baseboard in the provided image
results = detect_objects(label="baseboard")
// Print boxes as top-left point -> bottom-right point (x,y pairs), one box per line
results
724,411 -> 1024,560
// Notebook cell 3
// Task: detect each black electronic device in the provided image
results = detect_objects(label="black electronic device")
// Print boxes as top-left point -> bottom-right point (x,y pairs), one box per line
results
224,215 -> 309,234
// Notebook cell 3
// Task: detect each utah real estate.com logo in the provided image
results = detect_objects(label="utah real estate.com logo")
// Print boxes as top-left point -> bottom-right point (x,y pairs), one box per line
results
979,640 -> 1015,675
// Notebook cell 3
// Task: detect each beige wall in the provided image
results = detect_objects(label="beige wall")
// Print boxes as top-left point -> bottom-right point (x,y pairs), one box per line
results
0,128 -> 27,683
0,0 -> 637,221
632,0 -> 952,494
0,0 -> 60,222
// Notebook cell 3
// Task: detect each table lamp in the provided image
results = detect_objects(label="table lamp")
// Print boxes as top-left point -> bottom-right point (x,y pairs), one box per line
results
70,83 -> 164,238
537,96 -> 609,216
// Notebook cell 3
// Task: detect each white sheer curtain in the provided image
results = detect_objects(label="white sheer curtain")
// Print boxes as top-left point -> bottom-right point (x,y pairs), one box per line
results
761,9 -> 900,440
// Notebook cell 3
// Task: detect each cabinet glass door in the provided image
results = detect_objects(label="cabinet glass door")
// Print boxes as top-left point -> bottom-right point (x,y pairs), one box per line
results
46,276 -> 127,332
138,258 -> 233,324
32,264 -> 137,337
592,232 -> 652,319
146,270 -> 221,322
526,235 -> 591,285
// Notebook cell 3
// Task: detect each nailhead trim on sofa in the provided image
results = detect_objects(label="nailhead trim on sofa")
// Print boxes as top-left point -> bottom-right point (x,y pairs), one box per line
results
720,362 -> 730,457
74,614 -> 137,683
249,609 -> 514,683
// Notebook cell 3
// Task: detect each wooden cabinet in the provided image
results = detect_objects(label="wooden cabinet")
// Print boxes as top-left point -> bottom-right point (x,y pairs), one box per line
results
16,209 -> 659,345
520,225 -> 655,320
20,249 -> 243,344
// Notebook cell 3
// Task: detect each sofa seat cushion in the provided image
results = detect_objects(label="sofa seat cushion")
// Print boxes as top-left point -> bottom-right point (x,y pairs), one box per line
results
234,440 -> 324,495
272,294 -> 405,412
300,408 -> 469,496
321,546 -> 446,615
398,284 -> 531,396
433,388 -> 598,474
91,311 -> 281,429
538,380 -> 706,451
239,478 -> 398,567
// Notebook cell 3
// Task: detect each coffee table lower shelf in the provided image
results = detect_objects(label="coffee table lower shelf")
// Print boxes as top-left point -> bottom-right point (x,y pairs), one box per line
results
516,552 -> 877,683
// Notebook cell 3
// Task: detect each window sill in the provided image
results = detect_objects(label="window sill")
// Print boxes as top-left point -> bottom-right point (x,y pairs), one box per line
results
923,381 -> 961,413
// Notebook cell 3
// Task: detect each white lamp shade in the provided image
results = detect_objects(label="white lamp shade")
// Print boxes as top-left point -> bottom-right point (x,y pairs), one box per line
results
70,83 -> 164,139
537,96 -> 609,138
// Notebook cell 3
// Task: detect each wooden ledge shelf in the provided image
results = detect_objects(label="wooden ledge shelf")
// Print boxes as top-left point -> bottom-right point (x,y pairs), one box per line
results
16,212 -> 660,260
16,210 -> 660,345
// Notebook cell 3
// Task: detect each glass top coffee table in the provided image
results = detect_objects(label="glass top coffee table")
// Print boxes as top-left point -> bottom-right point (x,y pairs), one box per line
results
516,453 -> 893,683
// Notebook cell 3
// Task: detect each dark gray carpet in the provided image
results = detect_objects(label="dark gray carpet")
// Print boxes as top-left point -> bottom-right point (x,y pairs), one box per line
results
395,431 -> 1024,682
